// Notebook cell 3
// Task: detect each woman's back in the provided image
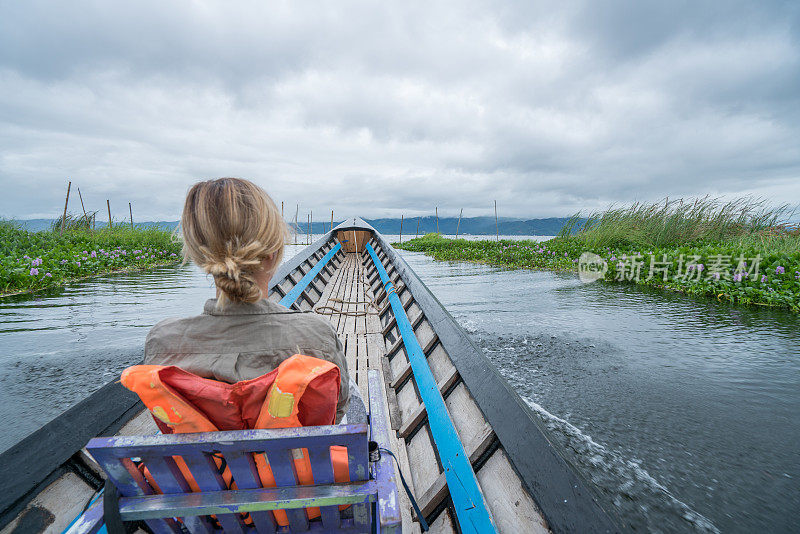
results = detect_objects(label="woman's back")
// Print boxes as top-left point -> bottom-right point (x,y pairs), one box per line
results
145,297 -> 351,421
141,177 -> 351,422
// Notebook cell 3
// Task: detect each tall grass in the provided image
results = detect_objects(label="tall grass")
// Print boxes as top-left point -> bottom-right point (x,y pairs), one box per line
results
397,197 -> 800,311
560,197 -> 796,251
50,212 -> 98,232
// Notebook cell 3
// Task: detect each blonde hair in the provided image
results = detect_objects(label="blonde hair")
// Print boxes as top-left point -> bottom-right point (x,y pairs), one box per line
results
181,178 -> 287,305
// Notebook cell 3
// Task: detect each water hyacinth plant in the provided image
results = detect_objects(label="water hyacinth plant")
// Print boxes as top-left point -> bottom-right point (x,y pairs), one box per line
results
0,219 -> 182,295
396,197 -> 800,312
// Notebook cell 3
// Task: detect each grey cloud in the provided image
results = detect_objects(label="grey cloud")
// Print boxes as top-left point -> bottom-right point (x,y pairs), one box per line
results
0,0 -> 798,220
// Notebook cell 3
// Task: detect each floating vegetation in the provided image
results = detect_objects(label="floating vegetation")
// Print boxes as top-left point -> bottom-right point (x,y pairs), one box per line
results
0,219 -> 182,295
396,198 -> 800,312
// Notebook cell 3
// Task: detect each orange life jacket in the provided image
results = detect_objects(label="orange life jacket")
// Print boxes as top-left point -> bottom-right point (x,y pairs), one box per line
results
120,354 -> 350,526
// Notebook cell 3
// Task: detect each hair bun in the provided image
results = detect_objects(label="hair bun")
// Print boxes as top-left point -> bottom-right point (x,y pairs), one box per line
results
180,178 -> 289,306
203,249 -> 263,303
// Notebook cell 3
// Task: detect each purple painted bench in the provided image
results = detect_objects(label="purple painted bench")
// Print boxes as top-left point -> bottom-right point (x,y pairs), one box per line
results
67,370 -> 401,534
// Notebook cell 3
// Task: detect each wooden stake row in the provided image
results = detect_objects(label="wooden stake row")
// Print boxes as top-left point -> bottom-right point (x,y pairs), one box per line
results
60,180 -> 139,231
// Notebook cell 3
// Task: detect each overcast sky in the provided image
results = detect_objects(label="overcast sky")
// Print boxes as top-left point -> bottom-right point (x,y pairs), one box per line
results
1,1 -> 798,221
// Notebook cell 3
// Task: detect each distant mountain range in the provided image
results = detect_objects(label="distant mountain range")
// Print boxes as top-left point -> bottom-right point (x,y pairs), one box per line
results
361,216 -> 576,236
12,216 -> 578,236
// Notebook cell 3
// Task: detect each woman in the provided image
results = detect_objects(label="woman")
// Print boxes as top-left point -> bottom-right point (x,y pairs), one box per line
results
143,177 -> 351,422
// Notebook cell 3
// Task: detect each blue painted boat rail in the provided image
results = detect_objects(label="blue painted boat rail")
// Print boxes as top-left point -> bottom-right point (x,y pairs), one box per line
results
279,242 -> 342,308
364,242 -> 497,534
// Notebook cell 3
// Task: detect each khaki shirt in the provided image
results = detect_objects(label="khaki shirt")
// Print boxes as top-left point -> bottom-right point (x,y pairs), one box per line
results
144,298 -> 350,422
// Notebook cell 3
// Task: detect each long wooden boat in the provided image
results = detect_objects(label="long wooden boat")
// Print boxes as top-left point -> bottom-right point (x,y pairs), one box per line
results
0,218 -> 620,533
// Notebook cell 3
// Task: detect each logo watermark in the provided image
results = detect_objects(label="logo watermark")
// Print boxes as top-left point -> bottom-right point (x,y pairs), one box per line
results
578,252 -> 764,283
578,252 -> 608,283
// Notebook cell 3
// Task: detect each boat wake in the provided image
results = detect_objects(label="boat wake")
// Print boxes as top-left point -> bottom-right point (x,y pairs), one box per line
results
523,397 -> 719,534
468,328 -> 720,534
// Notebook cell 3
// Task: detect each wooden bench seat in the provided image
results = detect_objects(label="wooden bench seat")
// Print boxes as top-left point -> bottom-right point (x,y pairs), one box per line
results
66,370 -> 400,534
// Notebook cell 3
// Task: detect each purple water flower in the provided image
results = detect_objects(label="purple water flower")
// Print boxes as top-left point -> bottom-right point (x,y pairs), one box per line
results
761,275 -> 767,283
75,261 -> 81,266
45,272 -> 52,277
776,266 -> 785,274
90,251 -> 97,258
712,273 -> 721,280
60,259 -> 68,264
698,264 -> 704,272
30,268 -> 39,276
733,273 -> 742,282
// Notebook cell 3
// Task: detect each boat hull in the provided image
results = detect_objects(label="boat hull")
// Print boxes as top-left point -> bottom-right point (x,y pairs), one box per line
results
0,218 -> 620,533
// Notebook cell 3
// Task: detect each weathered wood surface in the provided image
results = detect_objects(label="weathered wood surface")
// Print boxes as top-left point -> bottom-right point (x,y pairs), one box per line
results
0,379 -> 141,530
364,236 -> 557,534
0,473 -> 96,534
314,251 -> 419,533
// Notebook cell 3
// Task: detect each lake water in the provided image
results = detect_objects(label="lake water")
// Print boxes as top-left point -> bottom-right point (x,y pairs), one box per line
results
0,239 -> 797,533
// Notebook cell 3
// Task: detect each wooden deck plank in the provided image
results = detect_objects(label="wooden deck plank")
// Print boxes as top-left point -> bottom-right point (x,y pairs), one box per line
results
356,333 -> 369,402
476,449 -> 549,534
343,255 -> 358,335
0,473 -> 97,534
311,250 -> 421,533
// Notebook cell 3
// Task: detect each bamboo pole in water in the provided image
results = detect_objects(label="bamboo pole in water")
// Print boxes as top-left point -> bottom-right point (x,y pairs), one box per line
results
281,201 -> 284,220
416,217 -> 420,238
456,208 -> 462,238
435,207 -> 439,234
399,214 -> 403,244
494,200 -> 499,241
60,181 -> 71,234
129,203 -> 134,229
107,200 -> 112,228
331,210 -> 334,233
310,210 -> 313,244
294,204 -> 299,244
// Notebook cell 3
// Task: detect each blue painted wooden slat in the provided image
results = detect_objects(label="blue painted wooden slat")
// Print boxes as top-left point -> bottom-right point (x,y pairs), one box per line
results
223,450 -> 278,534
86,424 -> 368,459
140,455 -> 217,534
367,370 -> 402,533
343,430 -> 370,532
365,242 -> 497,534
307,445 -> 341,530
269,448 -> 310,532
279,242 -> 342,308
117,481 -> 377,519
178,452 -> 248,533
88,450 -> 182,534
